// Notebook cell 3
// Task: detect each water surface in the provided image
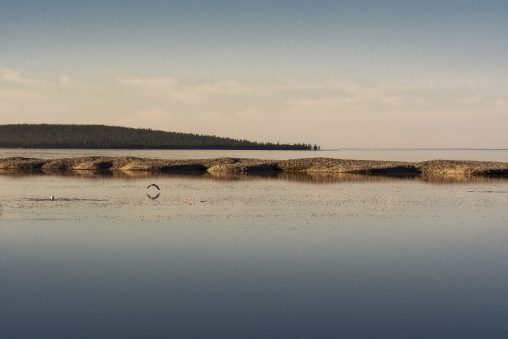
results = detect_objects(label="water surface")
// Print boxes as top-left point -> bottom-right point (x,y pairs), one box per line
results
1,174 -> 508,338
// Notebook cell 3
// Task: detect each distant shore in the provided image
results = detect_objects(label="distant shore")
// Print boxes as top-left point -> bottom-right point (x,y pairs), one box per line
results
0,124 -> 314,150
1,156 -> 508,177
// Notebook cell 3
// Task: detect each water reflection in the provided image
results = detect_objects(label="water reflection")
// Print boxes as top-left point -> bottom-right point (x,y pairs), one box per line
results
2,173 -> 508,338
147,192 -> 161,200
1,168 -> 507,185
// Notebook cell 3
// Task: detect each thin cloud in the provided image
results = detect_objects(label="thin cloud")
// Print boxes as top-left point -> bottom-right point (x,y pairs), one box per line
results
0,69 -> 42,85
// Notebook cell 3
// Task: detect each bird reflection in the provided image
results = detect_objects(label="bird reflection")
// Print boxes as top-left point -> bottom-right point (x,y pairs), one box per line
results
147,192 -> 160,200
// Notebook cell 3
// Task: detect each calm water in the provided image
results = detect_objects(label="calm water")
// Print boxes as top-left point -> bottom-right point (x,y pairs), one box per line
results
1,173 -> 508,338
1,148 -> 508,162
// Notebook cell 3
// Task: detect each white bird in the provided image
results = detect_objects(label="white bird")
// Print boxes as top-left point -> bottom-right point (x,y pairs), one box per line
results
50,195 -> 54,201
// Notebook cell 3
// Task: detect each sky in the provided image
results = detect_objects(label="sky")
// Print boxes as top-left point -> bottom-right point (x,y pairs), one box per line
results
1,0 -> 507,148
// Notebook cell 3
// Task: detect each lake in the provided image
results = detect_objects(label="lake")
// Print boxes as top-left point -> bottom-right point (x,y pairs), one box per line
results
1,172 -> 508,338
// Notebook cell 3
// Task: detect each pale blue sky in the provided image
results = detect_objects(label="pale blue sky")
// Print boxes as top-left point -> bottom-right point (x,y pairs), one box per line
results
1,0 -> 507,147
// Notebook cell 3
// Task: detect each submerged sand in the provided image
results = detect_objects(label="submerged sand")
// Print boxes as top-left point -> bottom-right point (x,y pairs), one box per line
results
1,156 -> 508,177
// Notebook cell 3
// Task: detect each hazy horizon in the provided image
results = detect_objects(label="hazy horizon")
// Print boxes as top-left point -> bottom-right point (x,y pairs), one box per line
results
1,0 -> 507,148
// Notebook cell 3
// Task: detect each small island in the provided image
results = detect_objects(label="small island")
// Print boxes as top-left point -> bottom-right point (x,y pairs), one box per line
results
0,124 -> 315,150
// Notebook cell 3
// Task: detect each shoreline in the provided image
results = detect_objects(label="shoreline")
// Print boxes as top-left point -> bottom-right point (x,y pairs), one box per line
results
1,156 -> 508,177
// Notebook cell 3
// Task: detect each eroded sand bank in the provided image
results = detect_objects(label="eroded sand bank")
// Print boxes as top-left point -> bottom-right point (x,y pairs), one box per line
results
1,156 -> 508,177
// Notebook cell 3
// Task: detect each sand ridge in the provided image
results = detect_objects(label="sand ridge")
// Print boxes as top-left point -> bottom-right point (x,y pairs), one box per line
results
1,156 -> 508,177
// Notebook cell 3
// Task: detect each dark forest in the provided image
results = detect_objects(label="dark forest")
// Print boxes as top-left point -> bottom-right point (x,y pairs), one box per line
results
0,124 -> 314,150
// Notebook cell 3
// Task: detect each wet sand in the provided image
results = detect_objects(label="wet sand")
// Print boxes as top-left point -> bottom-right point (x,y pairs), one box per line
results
1,156 -> 508,178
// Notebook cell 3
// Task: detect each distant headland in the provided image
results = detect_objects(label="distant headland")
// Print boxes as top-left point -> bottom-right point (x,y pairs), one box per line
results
0,124 -> 317,150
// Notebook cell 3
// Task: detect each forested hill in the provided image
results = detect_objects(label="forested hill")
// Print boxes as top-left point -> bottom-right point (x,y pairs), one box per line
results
0,124 -> 314,150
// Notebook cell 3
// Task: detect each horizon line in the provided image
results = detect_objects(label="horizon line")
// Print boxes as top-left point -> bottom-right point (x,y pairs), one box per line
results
324,148 -> 508,151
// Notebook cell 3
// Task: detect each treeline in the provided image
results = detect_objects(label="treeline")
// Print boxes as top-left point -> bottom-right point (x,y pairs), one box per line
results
0,124 -> 316,150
